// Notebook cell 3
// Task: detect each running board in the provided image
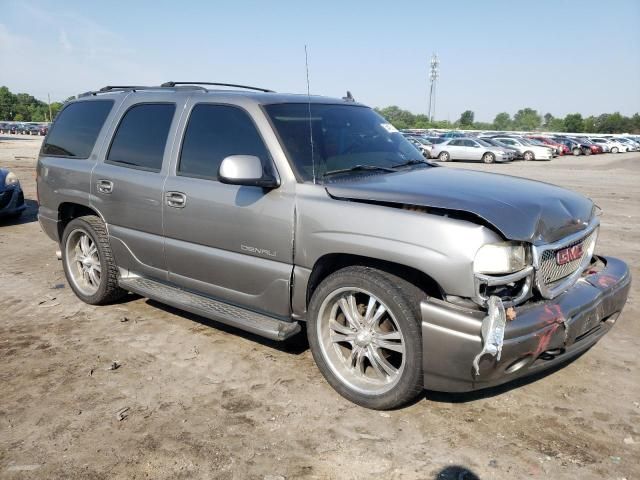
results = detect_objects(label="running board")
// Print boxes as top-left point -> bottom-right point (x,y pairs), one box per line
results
118,277 -> 301,341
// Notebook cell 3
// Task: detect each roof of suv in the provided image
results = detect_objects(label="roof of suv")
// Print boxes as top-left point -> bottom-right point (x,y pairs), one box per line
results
76,84 -> 364,107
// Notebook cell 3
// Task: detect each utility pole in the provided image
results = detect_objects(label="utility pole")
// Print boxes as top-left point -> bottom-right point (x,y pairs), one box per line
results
427,53 -> 439,123
47,93 -> 53,123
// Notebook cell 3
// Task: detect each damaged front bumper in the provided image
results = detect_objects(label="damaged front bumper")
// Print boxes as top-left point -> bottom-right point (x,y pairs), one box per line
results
420,255 -> 631,392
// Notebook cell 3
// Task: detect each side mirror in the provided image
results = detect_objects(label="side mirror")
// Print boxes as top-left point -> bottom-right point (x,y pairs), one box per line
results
218,155 -> 279,189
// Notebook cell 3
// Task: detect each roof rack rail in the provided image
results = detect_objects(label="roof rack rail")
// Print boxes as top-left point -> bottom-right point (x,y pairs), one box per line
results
77,84 -> 209,98
160,81 -> 275,93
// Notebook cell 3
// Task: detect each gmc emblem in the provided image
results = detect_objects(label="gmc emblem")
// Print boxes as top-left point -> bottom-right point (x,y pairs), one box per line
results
556,243 -> 583,265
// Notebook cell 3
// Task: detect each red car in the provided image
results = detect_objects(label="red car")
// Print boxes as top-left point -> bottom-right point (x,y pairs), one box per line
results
528,136 -> 570,156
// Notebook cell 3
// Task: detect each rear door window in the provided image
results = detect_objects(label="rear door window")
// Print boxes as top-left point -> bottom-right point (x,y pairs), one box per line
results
107,103 -> 176,172
42,100 -> 114,158
178,104 -> 269,180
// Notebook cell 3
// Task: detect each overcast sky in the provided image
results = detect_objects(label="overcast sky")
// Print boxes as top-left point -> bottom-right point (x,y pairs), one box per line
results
1,0 -> 639,121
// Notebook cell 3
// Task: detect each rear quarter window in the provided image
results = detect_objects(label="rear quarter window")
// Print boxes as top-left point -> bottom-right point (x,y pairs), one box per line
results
42,100 -> 114,158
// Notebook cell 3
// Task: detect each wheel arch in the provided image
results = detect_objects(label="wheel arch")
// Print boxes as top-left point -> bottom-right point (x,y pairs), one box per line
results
57,202 -> 104,241
300,253 -> 445,320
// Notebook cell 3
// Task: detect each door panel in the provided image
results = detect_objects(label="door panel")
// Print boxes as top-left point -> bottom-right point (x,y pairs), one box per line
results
163,177 -> 295,317
91,98 -> 181,280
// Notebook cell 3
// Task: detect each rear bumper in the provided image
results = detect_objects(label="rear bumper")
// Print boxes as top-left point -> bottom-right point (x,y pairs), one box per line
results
38,208 -> 60,242
421,256 -> 631,392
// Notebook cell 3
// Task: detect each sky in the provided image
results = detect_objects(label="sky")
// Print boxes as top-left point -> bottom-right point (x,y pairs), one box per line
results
1,0 -> 639,122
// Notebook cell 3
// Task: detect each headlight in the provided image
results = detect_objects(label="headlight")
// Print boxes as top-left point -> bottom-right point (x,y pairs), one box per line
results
4,172 -> 19,187
474,242 -> 527,274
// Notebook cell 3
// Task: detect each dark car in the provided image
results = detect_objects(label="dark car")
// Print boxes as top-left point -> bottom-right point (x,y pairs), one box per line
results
0,123 -> 18,134
569,137 -> 602,155
554,136 -> 593,156
0,168 -> 26,219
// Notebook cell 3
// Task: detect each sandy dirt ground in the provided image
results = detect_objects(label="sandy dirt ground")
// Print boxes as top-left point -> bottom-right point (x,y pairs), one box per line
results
0,135 -> 638,480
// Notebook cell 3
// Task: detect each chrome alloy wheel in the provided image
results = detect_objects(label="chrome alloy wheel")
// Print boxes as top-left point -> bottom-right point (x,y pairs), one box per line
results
65,229 -> 101,296
316,288 -> 406,395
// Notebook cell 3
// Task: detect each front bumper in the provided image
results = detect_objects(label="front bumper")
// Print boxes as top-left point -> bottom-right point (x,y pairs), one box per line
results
420,255 -> 630,392
0,185 -> 26,217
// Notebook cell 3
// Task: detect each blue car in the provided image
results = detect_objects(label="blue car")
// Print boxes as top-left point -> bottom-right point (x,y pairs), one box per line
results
0,168 -> 26,219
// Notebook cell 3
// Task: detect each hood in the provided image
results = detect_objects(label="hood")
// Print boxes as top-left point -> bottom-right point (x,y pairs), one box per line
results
325,167 -> 595,244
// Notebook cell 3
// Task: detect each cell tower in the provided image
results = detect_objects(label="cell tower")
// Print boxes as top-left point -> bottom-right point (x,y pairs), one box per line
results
427,53 -> 439,122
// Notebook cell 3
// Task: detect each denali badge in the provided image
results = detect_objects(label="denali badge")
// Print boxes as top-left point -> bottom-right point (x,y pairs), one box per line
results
556,243 -> 583,265
241,244 -> 277,257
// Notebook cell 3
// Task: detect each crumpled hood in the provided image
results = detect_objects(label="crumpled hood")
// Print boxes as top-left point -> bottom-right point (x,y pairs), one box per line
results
325,167 -> 595,244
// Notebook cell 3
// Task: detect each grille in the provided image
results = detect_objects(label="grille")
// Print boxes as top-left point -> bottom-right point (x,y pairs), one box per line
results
538,229 -> 597,288
0,190 -> 12,209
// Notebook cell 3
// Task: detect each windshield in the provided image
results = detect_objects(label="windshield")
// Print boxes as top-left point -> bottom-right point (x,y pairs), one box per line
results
265,103 -> 426,181
476,139 -> 493,147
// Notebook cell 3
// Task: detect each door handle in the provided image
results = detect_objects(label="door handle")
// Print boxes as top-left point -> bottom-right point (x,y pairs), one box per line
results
165,191 -> 187,208
97,180 -> 114,194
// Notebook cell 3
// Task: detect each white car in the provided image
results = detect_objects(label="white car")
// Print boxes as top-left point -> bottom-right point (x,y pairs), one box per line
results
431,137 -> 511,163
589,137 -> 625,153
491,136 -> 554,161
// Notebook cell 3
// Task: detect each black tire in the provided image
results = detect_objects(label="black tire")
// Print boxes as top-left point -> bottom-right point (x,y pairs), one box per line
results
482,152 -> 495,164
307,266 -> 426,410
61,215 -> 126,305
572,148 -> 581,156
438,151 -> 450,162
583,148 -> 592,156
611,147 -> 619,154
523,151 -> 534,161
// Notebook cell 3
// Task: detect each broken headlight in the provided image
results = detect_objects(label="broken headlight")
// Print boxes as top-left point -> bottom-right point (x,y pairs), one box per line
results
474,242 -> 527,275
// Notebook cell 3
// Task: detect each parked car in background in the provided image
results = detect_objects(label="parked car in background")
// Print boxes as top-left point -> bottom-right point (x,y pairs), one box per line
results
588,137 -> 619,153
618,137 -> 640,151
489,136 -> 553,160
431,137 -> 511,163
478,137 -> 519,159
553,137 -> 592,156
568,137 -> 602,155
527,136 -> 569,155
405,137 -> 432,158
0,168 -> 26,219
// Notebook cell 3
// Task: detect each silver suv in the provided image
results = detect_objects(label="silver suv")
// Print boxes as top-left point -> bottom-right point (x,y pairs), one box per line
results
37,83 -> 631,409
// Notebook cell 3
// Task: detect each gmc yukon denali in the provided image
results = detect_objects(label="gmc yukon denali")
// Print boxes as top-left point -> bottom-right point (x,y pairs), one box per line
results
36,83 -> 631,409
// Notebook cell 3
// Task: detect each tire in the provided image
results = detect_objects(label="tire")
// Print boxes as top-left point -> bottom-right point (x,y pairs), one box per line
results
611,147 -> 619,154
482,152 -> 495,164
437,151 -> 450,162
61,215 -> 126,305
583,148 -> 592,156
307,266 -> 425,410
523,151 -> 534,161
572,148 -> 581,156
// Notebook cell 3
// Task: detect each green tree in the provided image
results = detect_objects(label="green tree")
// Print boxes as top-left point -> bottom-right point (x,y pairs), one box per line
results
547,117 -> 565,132
583,116 -> 597,133
564,113 -> 584,133
543,113 -> 554,127
512,108 -> 541,131
492,112 -> 512,130
459,110 -> 474,127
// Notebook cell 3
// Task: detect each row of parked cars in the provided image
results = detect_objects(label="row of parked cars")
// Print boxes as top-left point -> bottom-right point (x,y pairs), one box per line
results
0,122 -> 49,136
402,131 -> 640,164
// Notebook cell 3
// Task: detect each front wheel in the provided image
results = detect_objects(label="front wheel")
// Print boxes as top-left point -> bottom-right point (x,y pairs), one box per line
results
61,215 -> 127,305
572,148 -> 581,156
523,151 -> 534,161
611,147 -> 619,154
583,148 -> 592,156
482,152 -> 495,164
307,266 -> 425,410
438,151 -> 450,162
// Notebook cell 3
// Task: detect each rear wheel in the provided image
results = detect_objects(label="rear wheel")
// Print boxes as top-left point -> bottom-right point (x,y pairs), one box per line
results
523,151 -> 534,161
611,147 -> 619,154
438,151 -> 450,162
307,266 -> 425,410
572,148 -> 581,156
482,152 -> 495,164
583,148 -> 592,156
61,215 -> 126,305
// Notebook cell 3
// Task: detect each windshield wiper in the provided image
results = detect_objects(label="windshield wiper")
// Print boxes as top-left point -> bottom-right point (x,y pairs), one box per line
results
323,164 -> 396,178
390,159 -> 428,168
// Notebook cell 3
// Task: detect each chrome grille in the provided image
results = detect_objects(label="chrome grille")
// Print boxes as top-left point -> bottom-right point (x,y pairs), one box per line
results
538,229 -> 597,288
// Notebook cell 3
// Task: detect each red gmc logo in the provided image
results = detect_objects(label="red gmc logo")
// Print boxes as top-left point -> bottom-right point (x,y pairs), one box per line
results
556,243 -> 584,265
